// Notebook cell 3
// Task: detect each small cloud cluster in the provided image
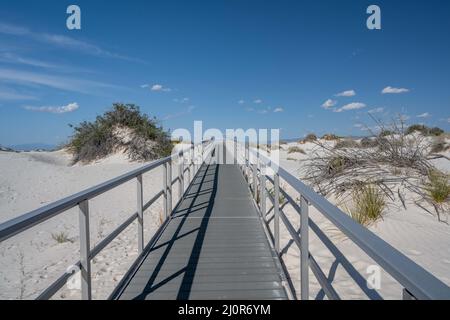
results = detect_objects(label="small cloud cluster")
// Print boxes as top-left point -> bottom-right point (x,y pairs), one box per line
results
24,102 -> 79,114
140,83 -> 172,92
322,99 -> 337,109
336,90 -> 356,97
334,102 -> 366,113
382,86 -> 409,94
416,112 -> 431,118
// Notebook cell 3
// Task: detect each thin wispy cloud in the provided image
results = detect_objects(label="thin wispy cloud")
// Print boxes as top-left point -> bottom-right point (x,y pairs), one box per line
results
24,102 -> 79,114
0,68 -> 118,94
336,90 -> 356,97
322,99 -> 337,109
253,99 -> 262,104
368,107 -> 384,113
417,112 -> 431,118
238,99 -> 245,105
334,102 -> 366,112
273,107 -> 284,113
0,88 -> 37,101
0,22 -> 140,62
163,105 -> 195,120
382,86 -> 410,94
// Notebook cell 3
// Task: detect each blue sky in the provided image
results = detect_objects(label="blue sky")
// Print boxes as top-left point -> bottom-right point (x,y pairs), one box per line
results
0,0 -> 449,146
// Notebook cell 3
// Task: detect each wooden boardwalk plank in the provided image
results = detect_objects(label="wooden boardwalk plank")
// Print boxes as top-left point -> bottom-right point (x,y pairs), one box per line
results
113,164 -> 288,300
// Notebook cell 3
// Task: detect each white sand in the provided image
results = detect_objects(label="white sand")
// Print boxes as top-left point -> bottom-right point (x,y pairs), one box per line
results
0,139 -> 449,300
274,140 -> 450,299
0,149 -> 185,300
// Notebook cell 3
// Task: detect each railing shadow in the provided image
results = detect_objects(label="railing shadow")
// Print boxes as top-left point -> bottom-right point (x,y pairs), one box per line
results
130,164 -> 219,300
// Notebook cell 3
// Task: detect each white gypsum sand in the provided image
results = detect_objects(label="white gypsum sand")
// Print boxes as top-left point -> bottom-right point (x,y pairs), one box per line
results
271,139 -> 450,299
0,149 -> 185,300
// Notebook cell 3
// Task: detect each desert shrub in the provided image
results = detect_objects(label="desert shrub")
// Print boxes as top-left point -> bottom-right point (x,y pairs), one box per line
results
268,187 -> 286,205
52,232 -> 72,244
304,133 -> 317,142
343,184 -> 385,225
379,130 -> 393,137
425,169 -> 450,204
322,133 -> 339,141
430,138 -> 448,153
326,156 -> 353,175
67,103 -> 172,163
287,146 -> 306,154
406,124 -> 444,136
428,127 -> 445,136
360,137 -> 379,148
334,139 -> 360,149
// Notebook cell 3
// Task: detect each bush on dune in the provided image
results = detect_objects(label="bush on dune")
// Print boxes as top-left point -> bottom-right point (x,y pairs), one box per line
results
67,103 -> 173,164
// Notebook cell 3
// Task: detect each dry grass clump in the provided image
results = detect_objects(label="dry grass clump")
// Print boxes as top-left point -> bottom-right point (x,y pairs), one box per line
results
360,137 -> 379,148
342,184 -> 386,225
322,133 -> 340,141
334,139 -> 360,149
300,133 -> 317,144
67,103 -> 172,164
423,169 -> 450,221
287,146 -> 306,154
406,124 -> 444,137
51,231 -> 72,244
430,137 -> 449,154
303,115 -> 448,221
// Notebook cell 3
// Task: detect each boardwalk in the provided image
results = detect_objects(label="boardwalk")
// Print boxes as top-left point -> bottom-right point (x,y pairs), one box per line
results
111,163 -> 288,300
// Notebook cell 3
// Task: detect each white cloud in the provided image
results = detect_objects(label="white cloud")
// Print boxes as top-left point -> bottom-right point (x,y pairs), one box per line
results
150,84 -> 171,92
382,86 -> 410,94
24,102 -> 79,114
238,99 -> 245,104
0,22 -> 138,62
334,102 -> 366,112
336,90 -> 356,97
140,84 -> 150,89
0,88 -> 37,101
322,99 -> 337,109
0,68 -> 118,94
368,107 -> 384,113
253,99 -> 262,104
273,107 -> 284,113
416,112 -> 431,118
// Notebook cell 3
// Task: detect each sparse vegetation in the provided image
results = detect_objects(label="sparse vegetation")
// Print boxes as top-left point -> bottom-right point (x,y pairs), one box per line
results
343,184 -> 386,225
303,115 -> 449,221
67,103 -> 173,164
51,231 -> 72,244
334,139 -> 360,149
304,133 -> 317,142
287,146 -> 306,154
322,133 -> 339,141
425,169 -> 450,204
406,124 -> 444,136
360,137 -> 379,148
430,137 -> 449,154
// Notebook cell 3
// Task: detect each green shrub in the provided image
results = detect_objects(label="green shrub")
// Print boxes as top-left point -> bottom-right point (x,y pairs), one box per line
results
287,146 -> 306,154
406,124 -> 444,136
360,137 -> 379,148
67,103 -> 172,163
334,139 -> 360,149
343,185 -> 385,225
425,169 -> 450,204
379,130 -> 393,137
52,232 -> 72,244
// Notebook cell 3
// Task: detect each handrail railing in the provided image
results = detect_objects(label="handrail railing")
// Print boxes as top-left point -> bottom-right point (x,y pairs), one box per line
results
229,139 -> 450,300
0,139 -> 215,300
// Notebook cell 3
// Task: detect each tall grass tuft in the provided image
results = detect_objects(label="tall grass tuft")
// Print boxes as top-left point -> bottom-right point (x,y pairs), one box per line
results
425,169 -> 450,204
343,184 -> 385,226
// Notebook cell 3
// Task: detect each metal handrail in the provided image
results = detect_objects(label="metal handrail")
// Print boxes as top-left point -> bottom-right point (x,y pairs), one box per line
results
0,139 -> 215,300
233,140 -> 450,300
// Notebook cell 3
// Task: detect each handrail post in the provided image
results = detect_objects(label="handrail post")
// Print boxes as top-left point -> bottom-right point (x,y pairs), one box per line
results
179,151 -> 184,199
300,195 -> 309,300
168,159 -> 172,214
234,137 -> 237,165
137,174 -> 144,254
245,140 -> 250,182
78,200 -> 91,300
252,156 -> 258,200
163,163 -> 168,219
260,163 -> 266,216
274,173 -> 280,253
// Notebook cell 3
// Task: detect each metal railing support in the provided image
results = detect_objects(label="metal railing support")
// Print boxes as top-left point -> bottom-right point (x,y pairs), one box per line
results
300,195 -> 309,300
179,152 -> 184,199
274,173 -> 280,253
260,163 -> 266,216
163,163 -> 168,219
168,159 -> 173,213
137,174 -> 144,254
234,137 -> 237,165
78,200 -> 91,300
